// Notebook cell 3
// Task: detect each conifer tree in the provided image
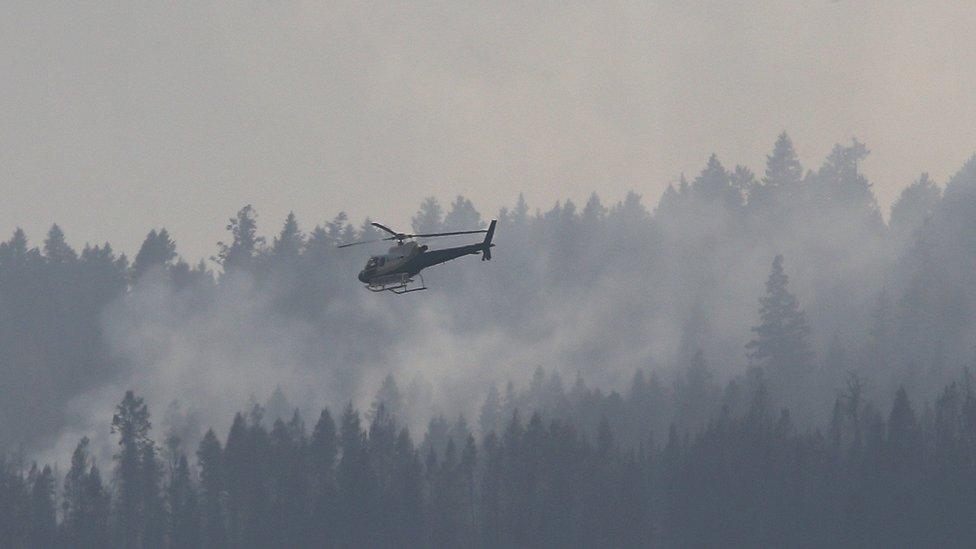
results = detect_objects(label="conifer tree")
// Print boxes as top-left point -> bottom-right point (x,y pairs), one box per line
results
887,386 -> 920,466
196,428 -> 226,548
459,434 -> 478,543
141,443 -> 166,548
28,464 -> 56,548
272,212 -> 304,261
62,437 -> 110,547
222,413 -> 248,546
890,173 -> 941,240
746,255 -> 812,385
216,205 -> 265,272
131,228 -> 177,283
168,454 -> 200,549
443,195 -> 484,230
692,154 -> 741,209
752,131 -> 803,215
43,224 -> 77,263
336,402 -> 374,545
511,193 -> 530,227
478,385 -> 501,437
369,373 -> 404,422
269,417 -> 306,547
111,390 -> 152,548
412,197 -> 444,234
309,408 -> 338,545
393,427 -> 424,546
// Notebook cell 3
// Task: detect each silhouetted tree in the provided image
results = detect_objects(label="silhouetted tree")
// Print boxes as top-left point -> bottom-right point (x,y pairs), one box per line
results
196,428 -> 226,548
131,228 -> 177,283
412,197 -> 444,234
216,205 -> 265,272
747,255 -> 813,392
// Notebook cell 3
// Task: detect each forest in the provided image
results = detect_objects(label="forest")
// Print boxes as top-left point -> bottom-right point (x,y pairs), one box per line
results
3,132 -> 976,546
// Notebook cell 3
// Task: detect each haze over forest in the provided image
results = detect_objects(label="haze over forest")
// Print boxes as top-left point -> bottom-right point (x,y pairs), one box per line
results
6,3 -> 976,546
0,129 -> 969,451
4,132 -> 976,545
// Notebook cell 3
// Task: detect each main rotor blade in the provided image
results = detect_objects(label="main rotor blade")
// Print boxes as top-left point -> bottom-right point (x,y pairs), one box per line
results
409,229 -> 488,238
370,222 -> 400,237
336,237 -> 393,248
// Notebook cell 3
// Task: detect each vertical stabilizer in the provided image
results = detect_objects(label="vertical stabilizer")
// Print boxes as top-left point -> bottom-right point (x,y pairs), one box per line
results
482,219 -> 497,260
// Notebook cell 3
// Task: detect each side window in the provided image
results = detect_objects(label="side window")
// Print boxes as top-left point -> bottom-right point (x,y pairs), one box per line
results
378,257 -> 385,266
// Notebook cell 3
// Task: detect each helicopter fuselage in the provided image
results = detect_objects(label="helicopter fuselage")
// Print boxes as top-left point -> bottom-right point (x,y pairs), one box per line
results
357,240 -> 490,284
356,219 -> 496,292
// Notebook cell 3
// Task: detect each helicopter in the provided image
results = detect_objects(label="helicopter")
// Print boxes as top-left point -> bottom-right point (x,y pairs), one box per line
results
337,219 -> 497,294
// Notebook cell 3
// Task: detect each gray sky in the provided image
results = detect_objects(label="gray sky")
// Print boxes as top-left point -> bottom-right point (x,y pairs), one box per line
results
3,1 -> 975,261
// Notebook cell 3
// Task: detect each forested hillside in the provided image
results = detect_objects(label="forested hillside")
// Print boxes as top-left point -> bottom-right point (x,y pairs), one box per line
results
3,133 -> 976,545
4,371 -> 976,547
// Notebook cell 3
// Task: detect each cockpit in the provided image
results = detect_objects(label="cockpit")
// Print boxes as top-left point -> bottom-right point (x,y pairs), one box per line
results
362,256 -> 386,274
359,256 -> 386,283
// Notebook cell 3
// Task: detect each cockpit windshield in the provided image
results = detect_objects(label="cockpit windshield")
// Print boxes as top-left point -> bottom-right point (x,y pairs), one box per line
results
366,257 -> 379,269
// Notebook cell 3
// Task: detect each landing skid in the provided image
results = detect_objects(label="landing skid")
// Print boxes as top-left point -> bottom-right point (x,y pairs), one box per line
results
366,273 -> 427,294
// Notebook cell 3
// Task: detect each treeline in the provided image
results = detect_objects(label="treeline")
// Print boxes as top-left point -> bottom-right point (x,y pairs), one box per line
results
4,370 -> 976,547
3,131 -> 976,456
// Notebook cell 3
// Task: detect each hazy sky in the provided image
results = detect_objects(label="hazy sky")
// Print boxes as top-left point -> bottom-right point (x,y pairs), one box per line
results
3,1 -> 975,261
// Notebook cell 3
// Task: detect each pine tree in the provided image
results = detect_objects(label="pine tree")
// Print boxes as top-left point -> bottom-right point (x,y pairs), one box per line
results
459,434 -> 478,544
62,437 -> 90,542
748,132 -> 805,227
272,212 -> 304,261
85,463 -> 111,548
0,227 -> 33,269
222,413 -> 248,546
655,183 -> 681,219
336,403 -> 374,545
746,255 -> 812,386
111,390 -> 152,548
430,437 -> 462,547
141,443 -> 167,548
412,197 -> 444,234
814,139 -> 884,230
168,453 -> 200,549
131,228 -> 177,282
28,464 -> 56,548
887,386 -> 920,467
890,173 -> 941,240
196,428 -> 226,548
512,193 -> 530,227
367,403 -> 398,543
692,154 -> 741,210
43,223 -> 77,263
443,195 -> 484,230
479,432 -> 502,546
309,408 -> 338,545
422,415 -> 451,460
478,385 -> 502,437
216,205 -> 265,272
369,373 -> 404,422
269,417 -> 307,547
393,428 -> 425,546
243,411 -> 272,547
62,436 -> 110,547
582,192 -> 607,224
265,385 -> 292,424
358,217 -> 383,246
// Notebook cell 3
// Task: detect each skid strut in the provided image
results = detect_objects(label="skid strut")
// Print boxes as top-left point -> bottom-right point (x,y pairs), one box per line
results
366,273 -> 427,294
